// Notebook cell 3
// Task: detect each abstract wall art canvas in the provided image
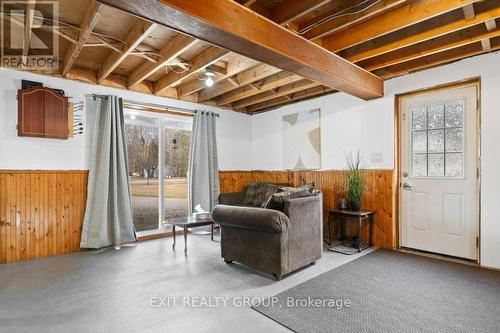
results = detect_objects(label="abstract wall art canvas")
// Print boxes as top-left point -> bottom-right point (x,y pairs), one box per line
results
282,109 -> 321,170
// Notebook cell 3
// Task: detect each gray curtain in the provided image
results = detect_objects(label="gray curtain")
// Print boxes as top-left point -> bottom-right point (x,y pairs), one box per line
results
80,95 -> 136,249
188,111 -> 220,214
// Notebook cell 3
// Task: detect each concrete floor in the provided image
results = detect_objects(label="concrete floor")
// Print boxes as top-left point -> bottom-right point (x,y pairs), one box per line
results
0,234 -> 371,333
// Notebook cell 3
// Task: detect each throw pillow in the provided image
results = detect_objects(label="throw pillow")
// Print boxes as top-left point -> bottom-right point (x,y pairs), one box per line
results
242,183 -> 258,206
265,186 -> 312,211
260,184 -> 280,208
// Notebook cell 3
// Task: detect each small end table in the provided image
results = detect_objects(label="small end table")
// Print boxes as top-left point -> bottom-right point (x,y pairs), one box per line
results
327,209 -> 375,253
165,216 -> 214,254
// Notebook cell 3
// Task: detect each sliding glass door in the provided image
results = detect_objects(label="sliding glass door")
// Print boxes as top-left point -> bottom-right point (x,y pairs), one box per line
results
124,109 -> 192,233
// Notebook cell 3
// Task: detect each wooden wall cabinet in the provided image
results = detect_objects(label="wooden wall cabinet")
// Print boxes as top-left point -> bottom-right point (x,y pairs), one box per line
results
18,87 -> 69,139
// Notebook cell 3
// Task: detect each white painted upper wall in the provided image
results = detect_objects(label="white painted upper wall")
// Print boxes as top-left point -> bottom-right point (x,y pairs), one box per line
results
0,68 -> 253,171
251,51 -> 500,269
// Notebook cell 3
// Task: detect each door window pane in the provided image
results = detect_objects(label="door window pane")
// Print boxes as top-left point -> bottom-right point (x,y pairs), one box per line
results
412,154 -> 427,177
445,102 -> 465,128
445,153 -> 464,177
412,131 -> 427,154
409,100 -> 465,178
428,129 -> 444,153
428,105 -> 444,129
445,128 -> 463,153
428,154 -> 444,177
412,107 -> 427,130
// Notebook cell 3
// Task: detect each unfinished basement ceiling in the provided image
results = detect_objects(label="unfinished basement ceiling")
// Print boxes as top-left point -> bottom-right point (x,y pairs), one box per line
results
2,0 -> 499,113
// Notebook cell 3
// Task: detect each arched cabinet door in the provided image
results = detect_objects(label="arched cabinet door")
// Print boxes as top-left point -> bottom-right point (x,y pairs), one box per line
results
18,87 -> 69,139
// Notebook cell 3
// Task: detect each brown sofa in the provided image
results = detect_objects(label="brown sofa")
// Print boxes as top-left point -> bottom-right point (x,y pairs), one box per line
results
212,184 -> 323,279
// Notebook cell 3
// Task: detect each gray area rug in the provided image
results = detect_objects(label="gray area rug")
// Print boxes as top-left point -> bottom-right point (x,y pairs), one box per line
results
253,249 -> 500,333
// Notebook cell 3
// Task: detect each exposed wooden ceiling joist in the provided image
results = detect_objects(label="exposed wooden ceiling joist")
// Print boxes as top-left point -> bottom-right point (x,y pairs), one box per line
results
197,63 -> 281,102
374,37 -> 500,79
154,46 -> 229,95
61,1 -> 102,76
339,1 -> 500,63
127,34 -> 199,88
245,85 -> 334,113
270,0 -> 332,26
97,20 -> 156,83
232,79 -> 320,109
322,0 -> 482,52
359,23 -> 500,71
97,0 -> 384,100
217,71 -> 304,106
302,0 -> 406,41
177,56 -> 259,98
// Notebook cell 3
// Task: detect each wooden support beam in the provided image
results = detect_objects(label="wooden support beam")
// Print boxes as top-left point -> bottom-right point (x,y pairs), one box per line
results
244,85 -> 334,113
61,1 -> 102,76
154,46 -> 229,94
359,24 -> 500,71
302,0 -> 405,40
270,0 -> 332,25
232,79 -> 320,109
463,4 -> 476,20
217,71 -> 303,105
97,0 -> 383,100
22,1 -> 36,64
98,20 -> 156,83
339,2 -> 500,63
198,63 -> 280,102
177,56 -> 258,97
127,34 -> 198,88
322,0 -> 482,52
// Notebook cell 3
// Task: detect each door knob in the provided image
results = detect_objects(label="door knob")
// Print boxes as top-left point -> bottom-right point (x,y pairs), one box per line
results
402,182 -> 412,190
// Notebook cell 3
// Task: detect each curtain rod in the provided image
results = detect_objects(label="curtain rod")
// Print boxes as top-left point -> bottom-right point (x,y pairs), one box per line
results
90,94 -> 220,117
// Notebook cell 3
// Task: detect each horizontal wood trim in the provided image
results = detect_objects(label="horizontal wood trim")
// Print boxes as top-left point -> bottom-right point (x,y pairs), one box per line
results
0,170 -> 88,264
219,170 -> 396,249
0,170 -> 89,174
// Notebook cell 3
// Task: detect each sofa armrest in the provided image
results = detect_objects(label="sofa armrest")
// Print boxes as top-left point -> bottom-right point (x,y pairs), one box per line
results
212,205 -> 290,234
218,192 -> 244,206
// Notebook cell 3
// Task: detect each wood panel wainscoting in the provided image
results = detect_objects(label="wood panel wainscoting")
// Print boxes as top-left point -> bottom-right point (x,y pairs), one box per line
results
219,170 -> 396,249
0,170 -> 88,264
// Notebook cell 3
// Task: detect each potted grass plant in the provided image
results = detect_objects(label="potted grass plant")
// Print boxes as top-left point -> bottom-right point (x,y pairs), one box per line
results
344,151 -> 366,211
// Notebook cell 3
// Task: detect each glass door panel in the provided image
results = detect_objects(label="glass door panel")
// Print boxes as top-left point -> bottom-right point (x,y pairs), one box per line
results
125,113 -> 160,232
163,117 -> 192,222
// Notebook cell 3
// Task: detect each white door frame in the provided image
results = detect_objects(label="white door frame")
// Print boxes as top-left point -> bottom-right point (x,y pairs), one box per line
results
394,78 -> 481,262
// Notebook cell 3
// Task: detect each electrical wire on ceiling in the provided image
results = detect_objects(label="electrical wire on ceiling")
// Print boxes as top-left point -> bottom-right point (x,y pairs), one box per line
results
297,0 -> 384,35
3,11 -> 191,73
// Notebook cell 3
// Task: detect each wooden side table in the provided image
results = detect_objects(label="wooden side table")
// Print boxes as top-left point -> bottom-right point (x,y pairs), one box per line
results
165,216 -> 214,254
327,209 -> 375,252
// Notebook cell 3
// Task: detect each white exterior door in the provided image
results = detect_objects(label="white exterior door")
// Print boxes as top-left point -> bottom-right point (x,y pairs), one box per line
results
400,85 -> 478,260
